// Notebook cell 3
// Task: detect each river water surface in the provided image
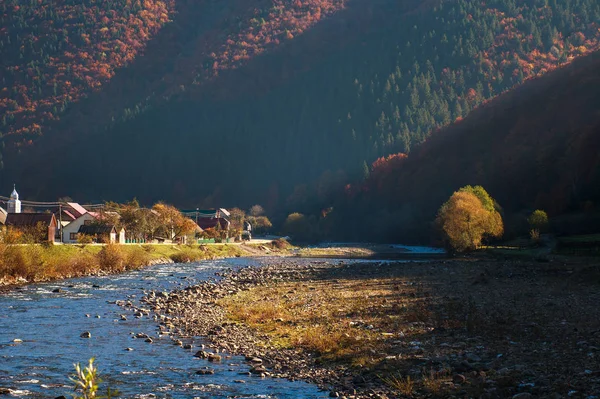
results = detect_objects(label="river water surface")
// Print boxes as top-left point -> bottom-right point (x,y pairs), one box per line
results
0,257 -> 330,398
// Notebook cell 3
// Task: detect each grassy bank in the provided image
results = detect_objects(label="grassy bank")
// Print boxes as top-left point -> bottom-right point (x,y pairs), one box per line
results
218,258 -> 600,397
0,243 -> 251,286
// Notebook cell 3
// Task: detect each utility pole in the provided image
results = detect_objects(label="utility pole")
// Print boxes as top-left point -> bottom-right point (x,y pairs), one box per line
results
59,203 -> 63,243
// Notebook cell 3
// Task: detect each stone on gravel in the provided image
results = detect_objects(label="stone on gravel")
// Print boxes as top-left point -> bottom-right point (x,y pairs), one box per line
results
80,331 -> 91,338
512,394 -> 532,399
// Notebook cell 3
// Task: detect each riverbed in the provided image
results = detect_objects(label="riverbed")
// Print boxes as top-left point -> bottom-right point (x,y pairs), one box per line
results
0,258 -> 330,398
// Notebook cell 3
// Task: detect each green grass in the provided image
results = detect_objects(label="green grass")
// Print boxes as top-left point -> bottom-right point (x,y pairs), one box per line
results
557,234 -> 600,243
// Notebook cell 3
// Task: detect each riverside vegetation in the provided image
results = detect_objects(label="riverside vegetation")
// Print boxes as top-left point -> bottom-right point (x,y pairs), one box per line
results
0,243 -> 250,286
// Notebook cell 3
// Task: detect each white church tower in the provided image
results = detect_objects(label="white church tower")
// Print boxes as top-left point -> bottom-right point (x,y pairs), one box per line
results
8,185 -> 21,214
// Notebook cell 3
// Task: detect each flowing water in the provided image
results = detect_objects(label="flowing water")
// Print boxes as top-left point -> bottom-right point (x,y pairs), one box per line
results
0,257 -> 330,398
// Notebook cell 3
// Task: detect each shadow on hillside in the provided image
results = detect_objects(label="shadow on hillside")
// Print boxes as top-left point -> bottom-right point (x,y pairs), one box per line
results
4,0 -> 428,199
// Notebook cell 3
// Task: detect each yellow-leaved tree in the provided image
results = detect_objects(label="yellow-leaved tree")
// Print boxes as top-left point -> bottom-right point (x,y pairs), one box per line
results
436,186 -> 503,252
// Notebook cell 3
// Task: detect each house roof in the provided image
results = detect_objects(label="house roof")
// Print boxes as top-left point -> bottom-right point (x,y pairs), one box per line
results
197,217 -> 230,230
78,224 -> 117,235
66,202 -> 87,217
181,208 -> 231,218
6,213 -> 57,227
0,207 -> 6,225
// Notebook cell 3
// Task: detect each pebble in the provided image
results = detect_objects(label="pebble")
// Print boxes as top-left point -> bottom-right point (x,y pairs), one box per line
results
80,331 -> 91,338
512,394 -> 532,399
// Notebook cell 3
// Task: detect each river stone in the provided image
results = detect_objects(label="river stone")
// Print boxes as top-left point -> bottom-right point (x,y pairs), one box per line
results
208,353 -> 222,362
13,339 -> 22,343
145,338 -> 153,343
80,331 -> 91,338
0,388 -> 10,395
196,368 -> 215,375
52,288 -> 64,293
512,394 -> 532,399
250,365 -> 267,374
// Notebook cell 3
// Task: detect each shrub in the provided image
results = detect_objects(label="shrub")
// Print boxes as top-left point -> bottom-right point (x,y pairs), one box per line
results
77,234 -> 94,245
271,238 -> 290,249
283,213 -> 314,242
170,249 -> 204,263
97,244 -> 125,272
124,247 -> 152,269
528,209 -> 549,232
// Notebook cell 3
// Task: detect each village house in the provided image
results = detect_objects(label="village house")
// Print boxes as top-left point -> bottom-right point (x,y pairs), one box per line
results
78,224 -> 126,244
62,212 -> 125,244
5,213 -> 58,243
182,208 -> 231,231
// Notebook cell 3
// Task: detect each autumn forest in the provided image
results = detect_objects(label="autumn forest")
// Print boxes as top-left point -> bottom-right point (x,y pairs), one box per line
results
1,0 -> 599,241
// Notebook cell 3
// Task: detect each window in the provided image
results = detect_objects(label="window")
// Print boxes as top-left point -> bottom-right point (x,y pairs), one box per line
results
70,233 -> 77,241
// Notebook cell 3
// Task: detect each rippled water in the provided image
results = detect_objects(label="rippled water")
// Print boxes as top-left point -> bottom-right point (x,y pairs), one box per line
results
0,258 -> 330,398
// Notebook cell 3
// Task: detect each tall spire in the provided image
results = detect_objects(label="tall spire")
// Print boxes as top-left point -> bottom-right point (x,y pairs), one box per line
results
8,184 -> 21,213
10,184 -> 19,200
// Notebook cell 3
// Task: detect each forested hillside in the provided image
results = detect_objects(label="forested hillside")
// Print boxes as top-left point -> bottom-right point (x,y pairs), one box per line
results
2,0 -> 599,207
326,52 -> 600,243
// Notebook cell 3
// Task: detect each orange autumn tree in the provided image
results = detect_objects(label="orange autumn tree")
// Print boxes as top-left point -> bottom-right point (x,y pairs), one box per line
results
436,186 -> 503,252
152,203 -> 197,241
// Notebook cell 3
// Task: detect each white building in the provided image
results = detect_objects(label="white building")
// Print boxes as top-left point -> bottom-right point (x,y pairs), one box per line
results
7,185 -> 21,214
62,213 -> 98,243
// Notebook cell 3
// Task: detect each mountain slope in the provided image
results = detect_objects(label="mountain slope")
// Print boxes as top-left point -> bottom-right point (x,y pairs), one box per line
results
2,0 -> 600,206
331,51 -> 600,242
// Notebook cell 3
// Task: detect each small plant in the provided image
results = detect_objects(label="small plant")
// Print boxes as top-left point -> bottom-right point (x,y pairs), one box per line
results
77,234 -> 94,245
529,228 -> 541,243
380,374 -> 414,396
528,209 -> 549,232
70,358 -> 118,399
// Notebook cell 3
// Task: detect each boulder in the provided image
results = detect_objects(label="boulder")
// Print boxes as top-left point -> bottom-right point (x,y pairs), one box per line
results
80,331 -> 91,339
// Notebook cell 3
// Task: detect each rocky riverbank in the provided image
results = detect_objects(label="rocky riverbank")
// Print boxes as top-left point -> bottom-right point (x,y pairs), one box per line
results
139,256 -> 600,398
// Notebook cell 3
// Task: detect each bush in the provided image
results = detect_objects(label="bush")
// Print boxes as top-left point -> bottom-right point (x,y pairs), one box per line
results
528,209 -> 549,232
77,234 -> 94,245
271,238 -> 290,249
283,213 -> 315,242
97,244 -> 126,272
124,247 -> 152,269
170,249 -> 204,263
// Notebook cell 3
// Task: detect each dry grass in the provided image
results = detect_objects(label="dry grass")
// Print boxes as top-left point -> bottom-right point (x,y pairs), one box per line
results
0,243 -> 253,285
219,258 -> 600,397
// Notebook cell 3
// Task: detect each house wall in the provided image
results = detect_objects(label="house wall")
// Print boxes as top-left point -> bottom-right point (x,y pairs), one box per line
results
48,225 -> 56,243
119,229 -> 126,244
110,232 -> 116,243
62,213 -> 95,243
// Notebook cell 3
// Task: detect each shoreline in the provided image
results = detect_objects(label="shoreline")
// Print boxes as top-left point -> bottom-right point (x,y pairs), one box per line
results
141,255 -> 600,398
0,242 -> 283,291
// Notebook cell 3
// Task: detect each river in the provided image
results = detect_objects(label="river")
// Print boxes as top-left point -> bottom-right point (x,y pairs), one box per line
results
0,257 -> 330,398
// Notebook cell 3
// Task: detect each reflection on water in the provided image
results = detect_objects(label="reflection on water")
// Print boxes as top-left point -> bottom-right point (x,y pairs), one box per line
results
0,258 -> 329,398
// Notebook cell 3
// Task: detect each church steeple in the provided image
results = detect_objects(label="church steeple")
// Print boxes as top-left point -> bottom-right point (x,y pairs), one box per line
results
8,184 -> 21,213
